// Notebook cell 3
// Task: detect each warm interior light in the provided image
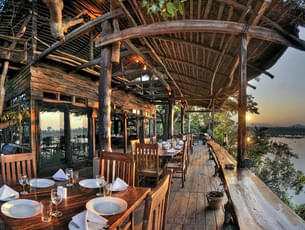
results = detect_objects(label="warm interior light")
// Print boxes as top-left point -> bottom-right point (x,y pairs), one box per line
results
247,137 -> 251,142
136,59 -> 139,63
143,64 -> 147,70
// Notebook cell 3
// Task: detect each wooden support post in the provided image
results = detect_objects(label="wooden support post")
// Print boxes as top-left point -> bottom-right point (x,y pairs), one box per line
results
89,32 -> 94,61
31,0 -> 37,60
187,113 -> 191,133
238,34 -> 247,169
123,113 -> 128,153
88,110 -> 94,160
140,115 -> 145,143
168,102 -> 174,138
154,115 -> 157,137
31,99 -> 40,169
211,101 -> 215,138
64,107 -> 72,166
98,20 -> 112,152
181,107 -> 185,134
136,117 -> 140,138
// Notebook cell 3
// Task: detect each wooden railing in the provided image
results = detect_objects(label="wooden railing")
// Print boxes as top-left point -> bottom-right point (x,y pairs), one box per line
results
207,139 -> 305,230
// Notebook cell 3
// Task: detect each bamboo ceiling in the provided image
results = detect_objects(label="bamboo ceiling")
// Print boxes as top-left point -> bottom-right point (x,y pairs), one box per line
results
0,0 -> 304,109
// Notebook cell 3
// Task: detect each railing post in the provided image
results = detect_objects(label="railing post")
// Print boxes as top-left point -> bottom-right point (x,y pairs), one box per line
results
181,107 -> 185,134
237,33 -> 248,168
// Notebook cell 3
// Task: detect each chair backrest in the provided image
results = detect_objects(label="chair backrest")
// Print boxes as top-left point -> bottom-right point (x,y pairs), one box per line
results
130,139 -> 140,155
142,173 -> 172,230
135,143 -> 159,170
100,151 -> 135,186
1,153 -> 37,185
144,137 -> 151,144
181,139 -> 188,170
151,136 -> 157,144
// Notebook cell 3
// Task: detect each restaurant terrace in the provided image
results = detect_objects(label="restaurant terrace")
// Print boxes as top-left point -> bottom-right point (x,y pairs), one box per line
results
0,0 -> 304,229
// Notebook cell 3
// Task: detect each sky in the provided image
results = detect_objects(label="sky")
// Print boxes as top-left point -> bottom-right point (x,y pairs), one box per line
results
247,27 -> 305,126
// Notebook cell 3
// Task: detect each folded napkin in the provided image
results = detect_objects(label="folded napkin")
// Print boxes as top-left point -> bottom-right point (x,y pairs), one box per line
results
0,184 -> 19,201
167,148 -> 176,154
112,177 -> 128,191
179,140 -> 184,145
175,145 -> 183,150
52,169 -> 68,180
72,210 -> 107,230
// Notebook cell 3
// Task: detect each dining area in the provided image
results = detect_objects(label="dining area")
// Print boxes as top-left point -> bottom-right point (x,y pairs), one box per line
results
0,133 -> 194,230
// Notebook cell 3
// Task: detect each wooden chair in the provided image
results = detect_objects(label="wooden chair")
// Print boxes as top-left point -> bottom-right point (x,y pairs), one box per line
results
100,151 -> 135,230
144,137 -> 151,144
135,143 -> 163,186
1,153 -> 37,185
130,139 -> 140,155
166,140 -> 187,187
142,173 -> 172,230
100,151 -> 135,186
151,136 -> 157,144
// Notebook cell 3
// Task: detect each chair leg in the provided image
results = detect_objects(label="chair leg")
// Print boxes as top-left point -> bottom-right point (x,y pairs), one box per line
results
182,173 -> 184,188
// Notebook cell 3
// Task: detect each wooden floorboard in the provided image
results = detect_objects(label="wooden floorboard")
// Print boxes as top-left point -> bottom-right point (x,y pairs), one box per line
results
135,144 -> 229,230
165,144 -> 226,230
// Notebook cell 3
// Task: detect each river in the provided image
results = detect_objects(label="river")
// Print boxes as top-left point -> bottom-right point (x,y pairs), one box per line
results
271,137 -> 305,205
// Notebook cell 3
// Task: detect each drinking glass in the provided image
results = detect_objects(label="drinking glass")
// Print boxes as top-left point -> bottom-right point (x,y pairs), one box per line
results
95,175 -> 105,197
51,188 -> 62,217
104,183 -> 112,197
40,200 -> 52,223
73,170 -> 79,184
65,168 -> 73,187
19,175 -> 28,195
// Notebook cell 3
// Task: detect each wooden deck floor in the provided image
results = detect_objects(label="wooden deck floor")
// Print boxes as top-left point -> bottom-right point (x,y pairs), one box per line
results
135,144 -> 229,230
165,144 -> 226,230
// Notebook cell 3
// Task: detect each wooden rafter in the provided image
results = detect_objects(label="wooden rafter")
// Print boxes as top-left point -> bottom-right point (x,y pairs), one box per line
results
26,8 -> 123,67
71,47 -> 149,73
95,20 -> 294,49
117,0 -> 184,99
152,36 -> 234,58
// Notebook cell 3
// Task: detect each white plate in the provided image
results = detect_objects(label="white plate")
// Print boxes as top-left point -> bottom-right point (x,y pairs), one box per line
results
79,179 -> 100,189
86,197 -> 127,216
30,178 -> 55,188
1,199 -> 41,219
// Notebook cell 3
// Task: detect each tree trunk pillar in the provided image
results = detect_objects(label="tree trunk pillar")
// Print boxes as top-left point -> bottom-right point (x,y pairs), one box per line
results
181,107 -> 185,134
123,113 -> 128,153
238,34 -> 248,169
98,20 -> 112,152
168,102 -> 174,138
64,107 -> 72,166
187,113 -> 191,133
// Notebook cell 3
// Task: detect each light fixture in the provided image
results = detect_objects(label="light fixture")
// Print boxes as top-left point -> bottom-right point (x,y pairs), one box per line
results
143,64 -> 147,70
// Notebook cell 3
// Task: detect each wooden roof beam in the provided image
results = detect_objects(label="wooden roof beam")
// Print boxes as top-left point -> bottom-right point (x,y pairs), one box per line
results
95,20 -> 293,49
116,0 -> 184,99
71,47 -> 148,73
26,8 -> 123,67
216,0 -> 305,50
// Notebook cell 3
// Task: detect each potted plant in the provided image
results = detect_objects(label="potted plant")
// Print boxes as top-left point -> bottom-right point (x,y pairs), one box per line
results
207,181 -> 224,209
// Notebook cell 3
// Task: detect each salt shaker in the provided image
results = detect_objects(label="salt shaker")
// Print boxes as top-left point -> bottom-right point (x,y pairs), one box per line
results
57,186 -> 67,199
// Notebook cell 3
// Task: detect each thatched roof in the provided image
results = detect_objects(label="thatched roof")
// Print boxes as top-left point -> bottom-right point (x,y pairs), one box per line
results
0,0 -> 304,109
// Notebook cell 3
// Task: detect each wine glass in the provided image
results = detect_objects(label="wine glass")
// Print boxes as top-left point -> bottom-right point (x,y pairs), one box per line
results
51,189 -> 62,217
96,175 -> 105,197
19,175 -> 28,195
65,168 -> 73,187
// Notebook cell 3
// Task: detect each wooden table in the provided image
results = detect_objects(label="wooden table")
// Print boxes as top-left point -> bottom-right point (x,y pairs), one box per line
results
0,182 -> 150,230
159,148 -> 182,157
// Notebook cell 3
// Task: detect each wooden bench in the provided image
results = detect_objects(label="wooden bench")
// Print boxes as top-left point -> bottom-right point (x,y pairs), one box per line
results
208,140 -> 305,230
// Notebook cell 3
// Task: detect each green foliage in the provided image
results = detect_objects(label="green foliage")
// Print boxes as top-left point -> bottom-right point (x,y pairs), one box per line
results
142,0 -> 187,18
247,128 -> 305,220
213,112 -> 236,146
295,204 -> 305,220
